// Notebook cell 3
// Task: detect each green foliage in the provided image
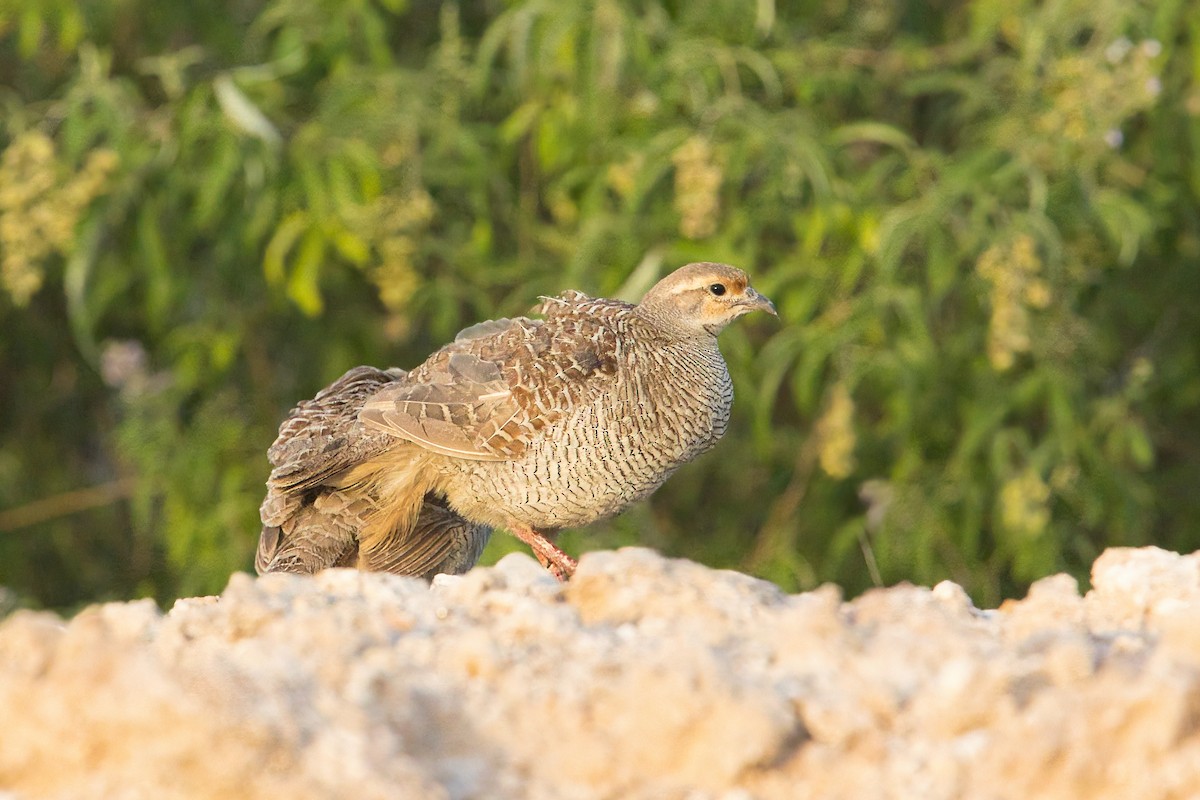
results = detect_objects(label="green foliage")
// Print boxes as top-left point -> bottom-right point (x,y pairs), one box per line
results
2,0 -> 1198,609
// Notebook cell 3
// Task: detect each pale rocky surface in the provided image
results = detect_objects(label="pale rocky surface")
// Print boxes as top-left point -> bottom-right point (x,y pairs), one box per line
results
3,546 -> 1200,799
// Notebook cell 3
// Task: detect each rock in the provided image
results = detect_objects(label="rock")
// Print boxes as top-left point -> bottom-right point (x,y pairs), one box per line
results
998,572 -> 1084,642
3,546 -> 1200,799
1086,546 -> 1200,631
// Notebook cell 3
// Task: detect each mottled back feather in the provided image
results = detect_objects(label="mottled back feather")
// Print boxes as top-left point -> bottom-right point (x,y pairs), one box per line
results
267,366 -> 406,491
359,292 -> 623,460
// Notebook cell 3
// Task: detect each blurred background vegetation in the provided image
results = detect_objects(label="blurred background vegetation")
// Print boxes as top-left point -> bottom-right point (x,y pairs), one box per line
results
1,0 -> 1198,612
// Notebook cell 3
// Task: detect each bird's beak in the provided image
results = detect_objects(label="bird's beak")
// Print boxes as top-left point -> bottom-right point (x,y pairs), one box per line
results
740,287 -> 777,317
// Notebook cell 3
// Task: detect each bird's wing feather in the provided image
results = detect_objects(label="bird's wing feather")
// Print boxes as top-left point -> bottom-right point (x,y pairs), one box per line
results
267,365 -> 406,491
454,317 -> 520,342
358,351 -> 524,460
360,313 -> 621,460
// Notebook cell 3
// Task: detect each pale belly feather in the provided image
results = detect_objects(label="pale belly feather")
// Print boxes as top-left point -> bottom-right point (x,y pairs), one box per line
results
446,365 -> 732,530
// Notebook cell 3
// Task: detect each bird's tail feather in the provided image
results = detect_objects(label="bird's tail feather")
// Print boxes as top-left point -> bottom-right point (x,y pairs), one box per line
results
345,448 -> 444,571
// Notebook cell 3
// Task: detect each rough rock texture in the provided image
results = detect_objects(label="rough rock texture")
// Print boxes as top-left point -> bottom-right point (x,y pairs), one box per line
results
3,546 -> 1200,799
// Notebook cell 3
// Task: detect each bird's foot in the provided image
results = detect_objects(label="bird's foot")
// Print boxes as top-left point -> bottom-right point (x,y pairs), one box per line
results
508,524 -> 577,581
535,549 -> 578,581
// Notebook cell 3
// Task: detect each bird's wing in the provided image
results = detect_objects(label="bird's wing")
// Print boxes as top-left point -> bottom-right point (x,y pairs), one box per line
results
266,365 -> 407,491
359,350 -> 522,461
360,313 -> 620,460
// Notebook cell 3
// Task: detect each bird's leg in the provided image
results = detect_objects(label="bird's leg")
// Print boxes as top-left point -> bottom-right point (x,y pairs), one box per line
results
506,523 -> 577,581
534,549 -> 576,582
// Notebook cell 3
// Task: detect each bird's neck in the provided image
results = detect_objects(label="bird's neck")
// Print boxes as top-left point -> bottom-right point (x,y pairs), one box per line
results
630,304 -> 718,348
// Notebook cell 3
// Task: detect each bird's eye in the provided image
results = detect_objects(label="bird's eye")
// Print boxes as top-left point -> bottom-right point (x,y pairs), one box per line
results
709,283 -> 727,296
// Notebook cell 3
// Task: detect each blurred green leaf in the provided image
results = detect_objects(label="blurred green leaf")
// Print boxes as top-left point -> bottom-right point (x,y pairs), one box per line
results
264,212 -> 309,285
287,227 -> 326,316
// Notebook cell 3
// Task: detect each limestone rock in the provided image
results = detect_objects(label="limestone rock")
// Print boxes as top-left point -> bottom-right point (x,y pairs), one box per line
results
3,546 -> 1200,799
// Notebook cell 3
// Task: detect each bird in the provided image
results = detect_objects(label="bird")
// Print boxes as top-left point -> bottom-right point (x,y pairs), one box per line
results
256,262 -> 775,581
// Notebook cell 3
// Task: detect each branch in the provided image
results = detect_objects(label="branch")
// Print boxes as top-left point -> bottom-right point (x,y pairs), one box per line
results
0,478 -> 138,533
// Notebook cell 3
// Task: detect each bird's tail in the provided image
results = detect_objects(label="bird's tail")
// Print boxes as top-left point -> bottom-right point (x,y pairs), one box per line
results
256,489 -> 362,575
341,448 -> 443,571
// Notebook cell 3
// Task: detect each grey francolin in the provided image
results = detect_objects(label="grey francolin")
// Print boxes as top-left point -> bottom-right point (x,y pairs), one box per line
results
256,262 -> 775,580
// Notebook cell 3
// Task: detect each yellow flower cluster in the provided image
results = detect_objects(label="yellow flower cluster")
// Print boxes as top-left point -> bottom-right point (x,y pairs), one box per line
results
671,136 -> 722,240
976,234 -> 1052,371
605,152 -> 643,202
0,132 -> 117,305
999,469 -> 1051,538
816,382 -> 857,479
368,189 -> 435,326
1035,39 -> 1162,151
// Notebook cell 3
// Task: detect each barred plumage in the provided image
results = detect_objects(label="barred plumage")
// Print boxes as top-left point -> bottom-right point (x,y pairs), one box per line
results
257,262 -> 775,580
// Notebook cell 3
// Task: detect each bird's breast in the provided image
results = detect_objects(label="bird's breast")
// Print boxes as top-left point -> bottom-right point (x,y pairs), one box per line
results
446,340 -> 733,529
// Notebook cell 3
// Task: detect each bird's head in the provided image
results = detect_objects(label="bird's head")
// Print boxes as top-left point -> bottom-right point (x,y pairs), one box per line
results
638,262 -> 776,337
